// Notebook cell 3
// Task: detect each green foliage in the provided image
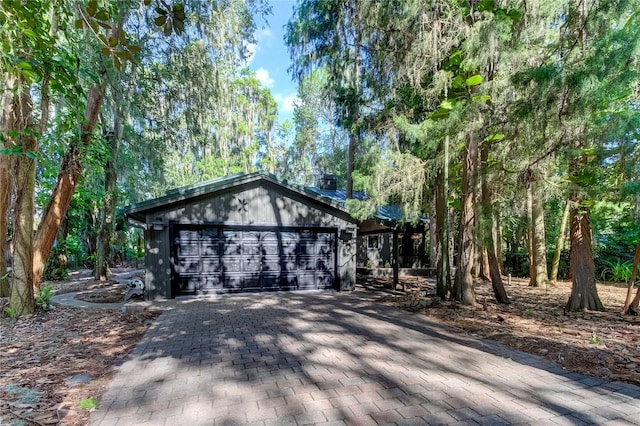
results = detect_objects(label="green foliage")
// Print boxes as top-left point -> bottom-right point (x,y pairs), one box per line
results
35,285 -> 54,311
4,306 -> 17,318
79,397 -> 99,410
589,331 -> 600,345
591,201 -> 639,256
153,3 -> 186,36
599,258 -> 633,283
349,150 -> 426,223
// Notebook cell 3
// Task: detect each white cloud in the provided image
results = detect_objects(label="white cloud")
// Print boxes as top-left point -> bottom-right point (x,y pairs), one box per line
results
245,28 -> 273,65
255,67 -> 274,88
245,42 -> 258,64
255,28 -> 273,44
274,93 -> 298,114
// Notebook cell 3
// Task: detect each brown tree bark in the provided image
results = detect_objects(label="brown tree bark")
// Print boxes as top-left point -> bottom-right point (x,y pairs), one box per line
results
531,181 -> 549,287
524,168 -> 549,288
493,208 -> 503,274
0,74 -> 14,298
345,13 -> 360,200
565,206 -> 604,311
95,123 -> 120,280
56,212 -> 69,271
32,82 -> 106,289
622,238 -> 640,315
5,75 -> 36,315
551,199 -> 570,283
481,143 -> 509,304
452,132 -> 478,305
435,168 -> 451,300
11,136 -> 36,315
0,152 -> 10,297
527,182 -> 535,284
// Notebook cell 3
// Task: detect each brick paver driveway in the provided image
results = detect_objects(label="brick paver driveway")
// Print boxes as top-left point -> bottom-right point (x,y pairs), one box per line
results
90,290 -> 640,425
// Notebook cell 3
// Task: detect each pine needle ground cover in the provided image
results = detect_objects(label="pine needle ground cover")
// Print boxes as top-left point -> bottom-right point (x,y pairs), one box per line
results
372,275 -> 640,387
0,269 -> 159,425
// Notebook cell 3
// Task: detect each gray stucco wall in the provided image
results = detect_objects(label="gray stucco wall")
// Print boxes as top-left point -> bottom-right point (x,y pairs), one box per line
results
142,180 -> 357,298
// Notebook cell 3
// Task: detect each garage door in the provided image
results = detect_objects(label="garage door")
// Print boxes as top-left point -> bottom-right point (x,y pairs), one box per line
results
172,225 -> 336,296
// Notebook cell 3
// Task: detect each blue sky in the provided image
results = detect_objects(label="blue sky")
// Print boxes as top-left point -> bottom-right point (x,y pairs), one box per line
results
248,0 -> 298,124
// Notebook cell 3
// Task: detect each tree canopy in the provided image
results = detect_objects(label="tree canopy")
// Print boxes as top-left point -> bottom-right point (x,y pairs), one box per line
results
1,0 -> 640,315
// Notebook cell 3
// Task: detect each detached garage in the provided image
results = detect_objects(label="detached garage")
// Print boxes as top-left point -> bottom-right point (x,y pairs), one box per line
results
124,172 -> 357,299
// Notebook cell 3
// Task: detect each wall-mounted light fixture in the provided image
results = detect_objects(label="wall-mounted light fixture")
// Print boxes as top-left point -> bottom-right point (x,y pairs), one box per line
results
148,217 -> 167,231
339,227 -> 356,242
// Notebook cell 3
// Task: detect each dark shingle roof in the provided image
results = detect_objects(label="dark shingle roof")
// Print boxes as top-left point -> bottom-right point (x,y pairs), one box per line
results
303,187 -> 408,223
123,171 -> 423,225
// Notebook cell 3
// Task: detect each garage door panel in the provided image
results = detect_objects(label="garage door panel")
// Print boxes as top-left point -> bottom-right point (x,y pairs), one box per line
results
177,229 -> 200,239
222,258 -> 242,273
261,274 -> 282,289
177,276 -> 200,294
243,257 -> 262,272
242,274 -> 261,289
174,226 -> 336,295
177,241 -> 199,257
205,276 -> 223,288
223,231 -> 242,254
262,243 -> 279,256
175,258 -> 199,274
317,272 -> 334,288
242,243 -> 261,255
262,258 -> 282,272
282,241 -> 298,255
201,258 -> 222,273
298,273 -> 318,289
298,256 -> 318,271
223,275 -> 243,290
318,244 -> 333,256
316,258 -> 333,271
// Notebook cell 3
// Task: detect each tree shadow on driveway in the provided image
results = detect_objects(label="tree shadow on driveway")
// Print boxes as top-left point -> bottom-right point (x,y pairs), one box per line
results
91,290 -> 640,425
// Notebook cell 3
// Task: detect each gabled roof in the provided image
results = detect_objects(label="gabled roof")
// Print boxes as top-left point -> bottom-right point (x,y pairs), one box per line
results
124,171 -> 426,227
123,171 -> 352,224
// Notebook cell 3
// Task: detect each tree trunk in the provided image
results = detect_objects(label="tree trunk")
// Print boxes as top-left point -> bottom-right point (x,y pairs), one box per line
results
526,182 -> 535,284
452,132 -> 478,305
622,238 -> 640,315
32,82 -> 106,289
531,180 -> 549,287
525,169 -> 548,288
0,75 -> 14,298
479,248 -> 490,281
7,75 -> 37,315
346,12 -> 360,200
95,126 -> 120,280
627,278 -> 640,315
480,143 -> 509,303
57,213 -> 69,271
493,209 -> 503,274
551,199 -> 570,283
11,137 -> 36,315
0,150 -> 10,297
435,167 -> 451,300
565,206 -> 604,311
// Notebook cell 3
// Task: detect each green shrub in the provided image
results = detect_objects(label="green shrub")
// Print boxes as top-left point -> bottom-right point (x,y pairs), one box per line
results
79,397 -> 99,410
600,258 -> 633,283
35,284 -> 54,311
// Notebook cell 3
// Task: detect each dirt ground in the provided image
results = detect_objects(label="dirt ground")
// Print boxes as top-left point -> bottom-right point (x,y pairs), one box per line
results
0,269 -> 158,426
1,269 -> 639,425
368,274 -> 640,387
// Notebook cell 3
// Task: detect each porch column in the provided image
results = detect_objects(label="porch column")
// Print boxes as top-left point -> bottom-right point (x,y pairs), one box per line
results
393,229 -> 400,290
